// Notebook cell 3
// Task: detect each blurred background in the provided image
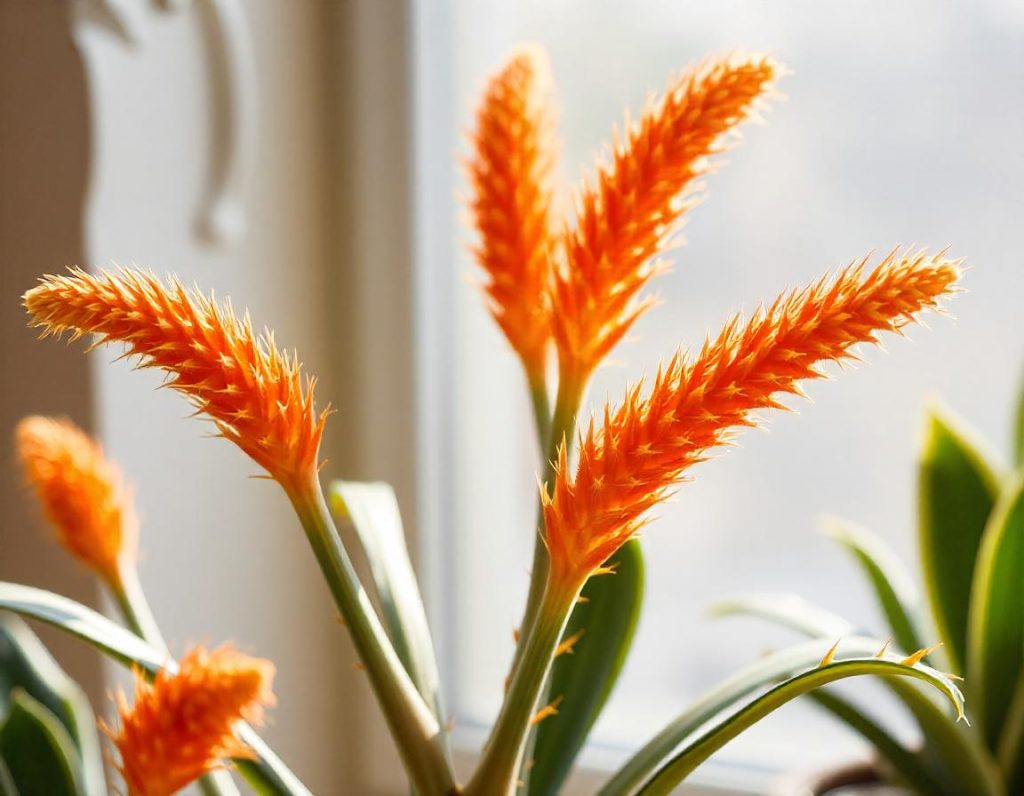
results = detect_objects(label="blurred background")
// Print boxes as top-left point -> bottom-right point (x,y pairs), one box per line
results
1,1 -> 1022,793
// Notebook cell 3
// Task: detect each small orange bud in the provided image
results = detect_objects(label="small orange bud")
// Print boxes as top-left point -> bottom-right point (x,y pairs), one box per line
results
16,416 -> 135,587
106,645 -> 274,796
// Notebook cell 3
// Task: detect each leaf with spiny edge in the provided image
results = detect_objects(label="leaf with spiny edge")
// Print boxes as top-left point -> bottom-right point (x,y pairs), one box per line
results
598,636 -> 966,796
712,592 -> 1002,796
633,655 -> 965,795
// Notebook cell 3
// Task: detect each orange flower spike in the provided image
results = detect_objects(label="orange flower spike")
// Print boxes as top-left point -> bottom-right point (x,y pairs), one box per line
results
544,249 -> 961,588
467,45 -> 559,385
553,55 -> 778,389
16,416 -> 135,588
24,268 -> 328,491
108,645 -> 275,796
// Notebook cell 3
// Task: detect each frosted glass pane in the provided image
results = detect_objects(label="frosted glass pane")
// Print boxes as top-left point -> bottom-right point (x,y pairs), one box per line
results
441,0 -> 1024,778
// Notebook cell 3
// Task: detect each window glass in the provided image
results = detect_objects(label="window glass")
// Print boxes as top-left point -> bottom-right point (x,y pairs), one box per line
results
441,0 -> 1023,775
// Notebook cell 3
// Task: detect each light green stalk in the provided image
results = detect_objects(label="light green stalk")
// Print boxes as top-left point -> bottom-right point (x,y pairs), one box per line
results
287,477 -> 456,795
464,576 -> 580,795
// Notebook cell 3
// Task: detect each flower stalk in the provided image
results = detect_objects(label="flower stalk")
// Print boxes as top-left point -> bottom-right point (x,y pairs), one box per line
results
285,475 -> 456,795
464,574 -> 581,796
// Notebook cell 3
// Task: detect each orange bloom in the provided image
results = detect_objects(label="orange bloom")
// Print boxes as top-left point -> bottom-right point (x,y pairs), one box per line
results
24,268 -> 328,489
16,416 -> 135,587
107,645 -> 274,796
467,45 -> 559,384
543,249 -> 960,587
552,55 -> 777,389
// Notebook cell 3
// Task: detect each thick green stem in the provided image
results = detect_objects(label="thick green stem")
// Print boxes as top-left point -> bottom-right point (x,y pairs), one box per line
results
465,578 -> 578,795
287,477 -> 456,795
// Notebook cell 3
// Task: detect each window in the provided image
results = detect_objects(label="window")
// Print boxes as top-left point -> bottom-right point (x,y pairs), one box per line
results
416,0 -> 1024,786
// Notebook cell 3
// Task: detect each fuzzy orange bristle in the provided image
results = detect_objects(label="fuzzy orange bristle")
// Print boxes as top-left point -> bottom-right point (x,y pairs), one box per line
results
467,45 -> 559,384
16,416 -> 135,587
24,268 -> 328,489
543,249 -> 960,586
106,645 -> 274,796
552,55 -> 777,388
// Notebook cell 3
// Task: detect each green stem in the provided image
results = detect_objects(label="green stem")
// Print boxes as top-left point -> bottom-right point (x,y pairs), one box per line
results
530,380 -> 552,455
465,578 -> 578,796
110,569 -> 240,796
111,567 -> 166,651
287,477 -> 456,795
513,374 -> 585,675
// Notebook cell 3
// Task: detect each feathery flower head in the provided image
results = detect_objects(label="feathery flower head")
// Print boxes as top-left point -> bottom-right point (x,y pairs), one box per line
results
467,44 -> 559,384
552,54 -> 778,390
107,645 -> 275,796
24,268 -> 328,490
543,249 -> 960,587
16,416 -> 135,587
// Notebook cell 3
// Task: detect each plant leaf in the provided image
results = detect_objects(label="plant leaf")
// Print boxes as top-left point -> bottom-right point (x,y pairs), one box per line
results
0,584 -> 309,796
0,689 -> 82,796
718,592 -> 1003,795
634,657 -> 965,796
823,518 -> 926,656
918,403 -> 1001,675
968,475 -> 1024,748
0,615 -> 105,795
0,757 -> 17,796
709,594 -> 855,639
808,689 -> 945,795
997,674 -> 1024,790
600,636 -> 886,795
530,539 -> 644,795
329,481 -> 447,731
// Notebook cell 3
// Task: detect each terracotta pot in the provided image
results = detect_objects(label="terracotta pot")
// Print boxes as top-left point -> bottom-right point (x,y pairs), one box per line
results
774,761 -> 909,796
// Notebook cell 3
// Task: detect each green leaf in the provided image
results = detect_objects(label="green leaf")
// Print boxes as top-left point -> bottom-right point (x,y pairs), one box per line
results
709,594 -> 854,639
329,481 -> 446,728
718,592 -> 1003,795
808,689 -> 945,795
0,689 -> 82,796
0,616 -> 105,795
887,677 -> 1003,796
0,584 -> 309,796
530,539 -> 644,795
599,636 -> 887,795
0,757 -> 17,796
823,517 -> 926,656
968,476 -> 1024,748
634,657 -> 965,796
919,403 -> 1001,674
997,674 -> 1024,790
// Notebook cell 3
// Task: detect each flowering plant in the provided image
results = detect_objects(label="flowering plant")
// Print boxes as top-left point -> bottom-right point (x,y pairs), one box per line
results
3,44 -> 968,795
